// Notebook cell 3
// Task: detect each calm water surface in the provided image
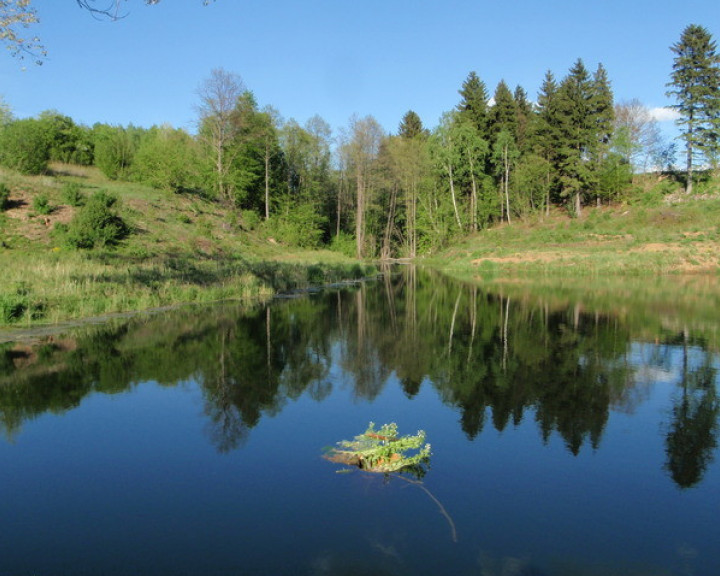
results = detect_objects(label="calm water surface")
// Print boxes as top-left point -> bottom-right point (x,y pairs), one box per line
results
1,268 -> 719,576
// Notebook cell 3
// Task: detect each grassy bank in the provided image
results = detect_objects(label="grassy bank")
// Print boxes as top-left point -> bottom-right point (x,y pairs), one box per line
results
0,164 -> 373,327
426,186 -> 720,278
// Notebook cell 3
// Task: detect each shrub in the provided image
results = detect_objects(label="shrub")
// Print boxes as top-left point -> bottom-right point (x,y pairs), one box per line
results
240,209 -> 261,231
32,193 -> 52,215
61,182 -> 85,207
330,232 -> 356,258
266,203 -> 326,248
0,183 -> 9,210
65,190 -> 129,249
0,118 -> 51,175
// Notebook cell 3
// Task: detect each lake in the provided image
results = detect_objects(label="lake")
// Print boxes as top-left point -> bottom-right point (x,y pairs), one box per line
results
1,267 -> 719,576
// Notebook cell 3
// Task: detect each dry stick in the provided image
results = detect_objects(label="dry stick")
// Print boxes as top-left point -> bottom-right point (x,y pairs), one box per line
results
394,475 -> 458,543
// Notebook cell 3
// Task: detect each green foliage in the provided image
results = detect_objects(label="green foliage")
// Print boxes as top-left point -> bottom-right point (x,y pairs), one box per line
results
38,111 -> 94,165
398,110 -> 427,139
240,209 -> 261,231
0,285 -> 44,324
0,183 -> 10,210
93,124 -> 138,180
61,182 -> 85,207
457,71 -> 489,135
596,152 -> 633,203
64,190 -> 129,249
131,126 -> 203,192
325,422 -> 431,475
667,24 -> 720,179
0,118 -> 50,175
32,192 -> 52,215
267,202 -> 327,248
329,232 -> 357,258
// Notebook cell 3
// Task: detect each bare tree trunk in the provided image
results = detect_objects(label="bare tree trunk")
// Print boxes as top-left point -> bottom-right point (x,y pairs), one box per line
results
356,168 -> 365,258
447,162 -> 462,230
467,148 -> 478,232
381,183 -> 398,260
504,146 -> 512,224
336,168 -> 344,238
686,133 -> 694,194
264,145 -> 270,220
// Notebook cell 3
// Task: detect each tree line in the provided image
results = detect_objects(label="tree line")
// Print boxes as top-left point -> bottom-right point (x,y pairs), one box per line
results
0,24 -> 718,257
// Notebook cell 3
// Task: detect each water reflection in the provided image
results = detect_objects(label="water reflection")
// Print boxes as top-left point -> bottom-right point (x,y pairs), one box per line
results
1,266 -> 719,488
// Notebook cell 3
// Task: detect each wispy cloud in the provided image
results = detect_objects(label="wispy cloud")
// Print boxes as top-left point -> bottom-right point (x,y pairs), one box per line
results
649,107 -> 680,122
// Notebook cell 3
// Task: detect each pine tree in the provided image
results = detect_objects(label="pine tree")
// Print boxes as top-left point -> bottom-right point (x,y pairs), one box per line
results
529,70 -> 560,214
590,63 -> 616,203
398,110 -> 426,140
590,63 -> 615,153
488,80 -> 517,139
457,71 -> 489,136
666,24 -> 720,193
513,85 -> 532,152
555,59 -> 595,216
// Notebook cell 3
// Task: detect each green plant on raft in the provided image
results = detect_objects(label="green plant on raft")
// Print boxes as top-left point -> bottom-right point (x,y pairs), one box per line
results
324,422 -> 431,476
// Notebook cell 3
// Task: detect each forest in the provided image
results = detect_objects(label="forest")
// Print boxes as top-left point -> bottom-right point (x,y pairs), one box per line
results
0,60 -> 677,259
0,24 -> 718,263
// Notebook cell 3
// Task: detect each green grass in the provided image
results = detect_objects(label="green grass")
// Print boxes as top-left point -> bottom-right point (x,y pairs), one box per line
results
0,164 -> 374,327
427,190 -> 720,277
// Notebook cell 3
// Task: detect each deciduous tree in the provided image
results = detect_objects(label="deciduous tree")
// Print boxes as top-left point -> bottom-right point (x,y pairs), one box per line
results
196,68 -> 246,203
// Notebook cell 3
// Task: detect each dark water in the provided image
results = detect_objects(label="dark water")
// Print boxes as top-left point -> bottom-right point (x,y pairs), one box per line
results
1,267 -> 719,576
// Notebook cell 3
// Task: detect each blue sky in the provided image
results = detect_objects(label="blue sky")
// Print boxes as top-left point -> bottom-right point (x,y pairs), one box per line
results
1,0 -> 718,138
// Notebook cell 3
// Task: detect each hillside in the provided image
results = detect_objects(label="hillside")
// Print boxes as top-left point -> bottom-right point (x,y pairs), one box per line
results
428,178 -> 720,277
0,164 -> 372,327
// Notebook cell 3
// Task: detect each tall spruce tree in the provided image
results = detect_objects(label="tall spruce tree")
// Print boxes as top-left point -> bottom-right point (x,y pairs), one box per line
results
398,110 -> 426,139
488,80 -> 518,139
666,24 -> 720,193
555,59 -> 595,216
457,72 -> 489,136
532,71 -> 561,214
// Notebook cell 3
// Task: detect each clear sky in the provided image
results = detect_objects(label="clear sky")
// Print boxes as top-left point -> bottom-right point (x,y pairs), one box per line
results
1,0 -> 718,138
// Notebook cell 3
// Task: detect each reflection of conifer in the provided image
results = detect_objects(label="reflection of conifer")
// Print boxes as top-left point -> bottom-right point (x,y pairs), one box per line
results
665,362 -> 719,489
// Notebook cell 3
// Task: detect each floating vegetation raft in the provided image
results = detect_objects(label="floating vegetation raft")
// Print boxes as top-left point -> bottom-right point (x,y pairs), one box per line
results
324,422 -> 431,475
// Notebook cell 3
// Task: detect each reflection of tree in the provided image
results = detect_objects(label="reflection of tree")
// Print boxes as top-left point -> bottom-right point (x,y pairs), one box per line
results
2,265 -> 719,477
665,347 -> 719,489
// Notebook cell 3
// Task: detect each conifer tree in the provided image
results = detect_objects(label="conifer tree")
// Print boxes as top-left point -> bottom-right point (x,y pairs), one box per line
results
531,71 -> 560,214
666,24 -> 720,193
488,80 -> 518,140
590,63 -> 615,154
513,85 -> 532,152
457,72 -> 489,136
555,59 -> 595,216
398,110 -> 426,140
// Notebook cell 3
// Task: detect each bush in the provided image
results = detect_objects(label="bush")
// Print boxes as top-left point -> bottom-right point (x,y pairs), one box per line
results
0,118 -> 50,175
0,183 -> 9,210
330,232 -> 356,258
65,190 -> 129,249
266,203 -> 326,248
61,182 -> 85,207
240,209 -> 261,231
32,192 -> 52,215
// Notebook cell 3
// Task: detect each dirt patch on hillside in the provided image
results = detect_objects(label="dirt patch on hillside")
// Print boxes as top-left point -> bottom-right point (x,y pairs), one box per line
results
3,189 -> 75,244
